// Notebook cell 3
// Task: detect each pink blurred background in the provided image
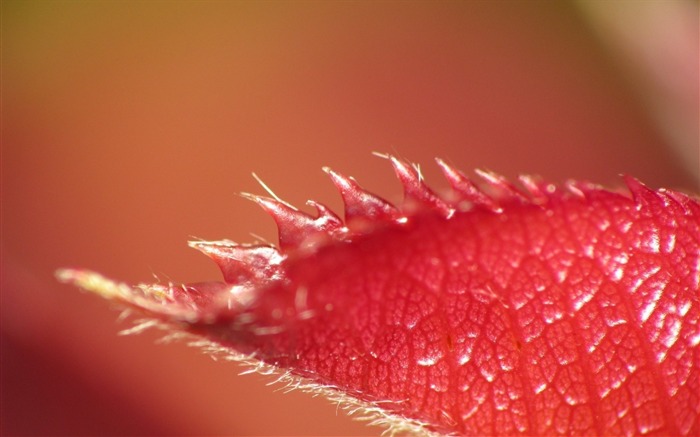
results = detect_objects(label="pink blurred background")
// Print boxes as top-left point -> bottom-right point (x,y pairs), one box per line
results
3,1 -> 697,435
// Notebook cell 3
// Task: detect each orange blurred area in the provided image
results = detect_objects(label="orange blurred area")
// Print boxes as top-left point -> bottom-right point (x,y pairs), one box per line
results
2,1 -> 697,436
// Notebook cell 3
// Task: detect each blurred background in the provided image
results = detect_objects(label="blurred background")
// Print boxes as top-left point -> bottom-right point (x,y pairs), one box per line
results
2,1 -> 698,435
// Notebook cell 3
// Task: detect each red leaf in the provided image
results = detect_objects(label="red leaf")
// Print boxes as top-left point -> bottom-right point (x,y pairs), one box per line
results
59,157 -> 700,435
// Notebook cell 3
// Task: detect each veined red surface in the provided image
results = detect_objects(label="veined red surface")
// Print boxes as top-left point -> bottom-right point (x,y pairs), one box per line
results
60,156 -> 700,435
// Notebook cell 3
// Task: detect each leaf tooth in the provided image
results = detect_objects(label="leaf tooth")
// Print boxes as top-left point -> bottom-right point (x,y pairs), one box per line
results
303,199 -> 353,244
435,158 -> 501,213
474,168 -> 529,203
305,200 -> 344,232
657,189 -> 695,219
564,179 -> 603,199
623,176 -> 699,217
322,166 -> 400,223
662,190 -> 700,217
517,174 -> 556,205
188,240 -> 284,285
240,192 -> 324,251
384,155 -> 452,217
653,185 -> 700,217
624,175 -> 665,211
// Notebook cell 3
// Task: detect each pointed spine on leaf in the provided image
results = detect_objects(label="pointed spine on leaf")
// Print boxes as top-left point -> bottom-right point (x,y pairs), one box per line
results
305,200 -> 345,236
624,175 -> 665,211
435,158 -> 502,212
386,155 -> 453,217
656,187 -> 700,217
474,168 -> 529,203
241,193 -> 339,251
665,190 -> 700,216
517,174 -> 555,205
188,240 -> 284,285
322,166 -> 400,223
564,179 -> 605,199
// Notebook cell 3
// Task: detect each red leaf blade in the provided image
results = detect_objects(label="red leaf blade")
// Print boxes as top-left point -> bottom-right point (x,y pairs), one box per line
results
59,158 -> 700,435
